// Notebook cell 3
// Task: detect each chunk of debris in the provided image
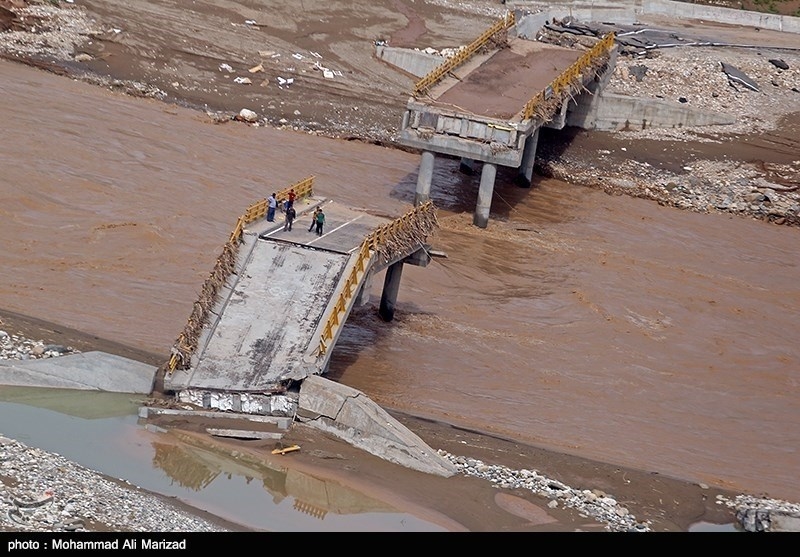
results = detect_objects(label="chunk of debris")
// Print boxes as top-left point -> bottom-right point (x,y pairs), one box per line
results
236,108 -> 258,122
207,428 -> 282,440
720,62 -> 759,92
629,64 -> 648,82
271,445 -> 300,455
249,63 -> 264,73
769,58 -> 789,70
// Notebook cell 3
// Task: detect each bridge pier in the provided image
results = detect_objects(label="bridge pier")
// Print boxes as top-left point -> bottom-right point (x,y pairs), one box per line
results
414,150 -> 435,206
378,260 -> 404,322
517,128 -> 540,188
473,162 -> 497,229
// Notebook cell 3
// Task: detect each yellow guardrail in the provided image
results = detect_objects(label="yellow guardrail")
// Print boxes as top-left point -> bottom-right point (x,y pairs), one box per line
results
229,176 -> 314,243
167,176 -> 315,374
522,32 -> 615,121
413,12 -> 515,97
317,201 -> 438,356
317,240 -> 372,357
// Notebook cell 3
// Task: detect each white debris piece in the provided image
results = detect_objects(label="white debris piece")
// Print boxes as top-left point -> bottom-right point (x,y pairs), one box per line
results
219,63 -> 234,73
238,108 -> 258,122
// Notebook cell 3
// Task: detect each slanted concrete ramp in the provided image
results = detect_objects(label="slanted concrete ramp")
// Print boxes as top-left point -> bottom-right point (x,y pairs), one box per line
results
170,240 -> 350,392
0,351 -> 156,393
296,375 -> 457,477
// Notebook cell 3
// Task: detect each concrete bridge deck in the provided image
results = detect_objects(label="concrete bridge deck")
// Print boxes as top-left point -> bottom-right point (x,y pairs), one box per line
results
397,12 -> 618,228
423,37 -> 583,122
164,198 -> 393,398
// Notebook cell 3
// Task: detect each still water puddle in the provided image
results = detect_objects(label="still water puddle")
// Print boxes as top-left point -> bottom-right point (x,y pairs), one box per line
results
0,387 -> 445,531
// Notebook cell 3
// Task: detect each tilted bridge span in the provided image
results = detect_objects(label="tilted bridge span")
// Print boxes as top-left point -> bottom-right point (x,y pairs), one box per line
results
157,177 -> 438,415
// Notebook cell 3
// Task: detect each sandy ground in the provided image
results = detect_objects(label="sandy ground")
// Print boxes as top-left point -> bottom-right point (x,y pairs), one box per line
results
1,0 -> 799,532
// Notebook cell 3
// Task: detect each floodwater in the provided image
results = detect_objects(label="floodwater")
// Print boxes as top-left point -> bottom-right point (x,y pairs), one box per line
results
1,54 -> 799,521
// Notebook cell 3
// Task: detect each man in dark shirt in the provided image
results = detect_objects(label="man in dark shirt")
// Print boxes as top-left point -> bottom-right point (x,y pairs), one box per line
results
284,205 -> 296,231
315,208 -> 325,236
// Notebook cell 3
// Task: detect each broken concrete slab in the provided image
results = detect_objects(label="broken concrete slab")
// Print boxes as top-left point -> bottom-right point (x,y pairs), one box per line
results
206,428 -> 284,440
296,375 -> 457,477
140,406 -> 292,430
0,351 -> 156,393
721,62 -> 759,91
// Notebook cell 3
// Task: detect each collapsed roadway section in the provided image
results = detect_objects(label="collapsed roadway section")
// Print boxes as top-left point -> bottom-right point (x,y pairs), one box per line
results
152,178 -> 456,476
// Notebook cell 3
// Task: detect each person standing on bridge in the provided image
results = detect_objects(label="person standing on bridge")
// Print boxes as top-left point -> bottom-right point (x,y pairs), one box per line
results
314,208 -> 325,236
287,188 -> 296,208
284,204 -> 296,231
308,207 -> 321,232
267,193 -> 277,222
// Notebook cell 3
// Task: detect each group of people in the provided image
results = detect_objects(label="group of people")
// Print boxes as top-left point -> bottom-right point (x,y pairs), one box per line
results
266,189 -> 325,235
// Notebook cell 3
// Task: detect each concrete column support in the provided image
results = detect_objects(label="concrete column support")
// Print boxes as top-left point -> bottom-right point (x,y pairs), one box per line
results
517,128 -> 540,188
379,261 -> 404,322
414,150 -> 435,206
473,162 -> 497,229
459,157 -> 476,175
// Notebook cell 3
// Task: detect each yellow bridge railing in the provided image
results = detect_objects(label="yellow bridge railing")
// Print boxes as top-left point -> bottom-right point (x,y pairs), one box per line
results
316,239 -> 372,357
229,176 -> 314,243
412,12 -> 515,97
522,32 -> 616,121
317,201 -> 438,356
166,176 -> 315,374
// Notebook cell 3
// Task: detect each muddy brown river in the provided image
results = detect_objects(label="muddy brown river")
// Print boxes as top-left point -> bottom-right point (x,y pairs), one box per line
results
1,56 -> 799,514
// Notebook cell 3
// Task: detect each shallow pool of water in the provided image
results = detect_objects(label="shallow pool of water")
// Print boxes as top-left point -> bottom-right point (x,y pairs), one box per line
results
0,387 -> 445,531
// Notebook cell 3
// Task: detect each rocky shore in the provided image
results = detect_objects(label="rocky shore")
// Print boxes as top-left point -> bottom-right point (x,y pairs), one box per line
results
0,435 -> 230,532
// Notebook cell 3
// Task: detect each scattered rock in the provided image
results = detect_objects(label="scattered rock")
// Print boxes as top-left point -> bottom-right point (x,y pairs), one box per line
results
235,108 -> 258,122
769,58 -> 789,70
